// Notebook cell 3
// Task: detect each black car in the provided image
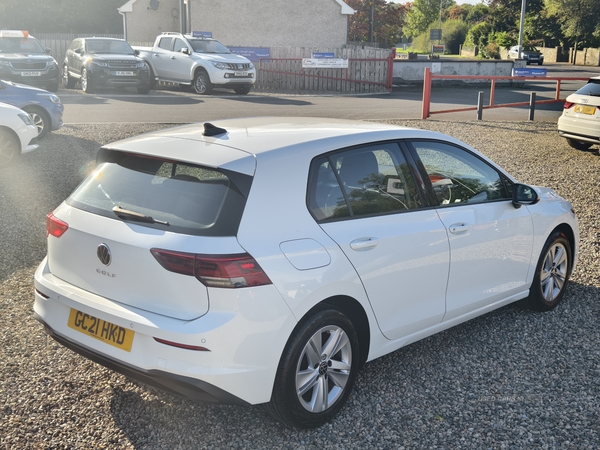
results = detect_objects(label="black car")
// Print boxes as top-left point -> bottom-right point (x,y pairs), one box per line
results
63,37 -> 152,94
0,30 -> 60,92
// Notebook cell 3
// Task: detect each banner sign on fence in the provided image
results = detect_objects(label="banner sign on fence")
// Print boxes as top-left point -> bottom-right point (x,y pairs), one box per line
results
191,31 -> 213,38
302,58 -> 349,69
312,52 -> 335,59
228,46 -> 271,62
512,68 -> 547,77
432,45 -> 445,54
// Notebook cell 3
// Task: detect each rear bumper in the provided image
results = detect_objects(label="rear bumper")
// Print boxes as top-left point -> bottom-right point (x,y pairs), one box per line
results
558,115 -> 600,144
35,314 -> 248,405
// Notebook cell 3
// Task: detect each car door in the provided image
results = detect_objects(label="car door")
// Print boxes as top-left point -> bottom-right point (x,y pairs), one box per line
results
151,36 -> 173,79
166,37 -> 194,82
309,142 -> 450,341
408,140 -> 534,321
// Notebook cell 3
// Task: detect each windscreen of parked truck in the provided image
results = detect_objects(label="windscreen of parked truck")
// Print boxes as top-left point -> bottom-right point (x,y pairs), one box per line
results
189,39 -> 231,54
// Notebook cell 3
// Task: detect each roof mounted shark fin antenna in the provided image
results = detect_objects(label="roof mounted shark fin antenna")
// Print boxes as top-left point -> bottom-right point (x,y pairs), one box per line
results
203,122 -> 227,137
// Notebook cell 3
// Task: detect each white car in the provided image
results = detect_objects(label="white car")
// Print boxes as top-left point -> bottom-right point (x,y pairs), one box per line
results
508,45 -> 544,65
0,101 -> 39,167
558,76 -> 600,150
34,117 -> 578,428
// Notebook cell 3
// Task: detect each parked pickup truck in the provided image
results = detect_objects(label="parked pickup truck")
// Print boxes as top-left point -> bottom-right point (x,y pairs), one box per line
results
133,32 -> 256,95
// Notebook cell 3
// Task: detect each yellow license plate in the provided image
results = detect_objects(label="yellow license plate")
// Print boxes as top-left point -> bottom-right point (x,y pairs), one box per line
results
68,309 -> 134,352
574,105 -> 596,115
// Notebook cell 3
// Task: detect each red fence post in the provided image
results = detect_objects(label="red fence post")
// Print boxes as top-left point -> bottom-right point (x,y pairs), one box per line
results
387,52 -> 394,92
421,68 -> 432,119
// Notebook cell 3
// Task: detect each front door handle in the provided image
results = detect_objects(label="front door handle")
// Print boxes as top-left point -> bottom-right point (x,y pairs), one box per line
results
350,237 -> 379,251
449,223 -> 470,234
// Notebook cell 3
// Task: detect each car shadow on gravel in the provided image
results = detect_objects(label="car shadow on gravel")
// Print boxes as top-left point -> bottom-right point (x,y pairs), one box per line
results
104,281 -> 599,447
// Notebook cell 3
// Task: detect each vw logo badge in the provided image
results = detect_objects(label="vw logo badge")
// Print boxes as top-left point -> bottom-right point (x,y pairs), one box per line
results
97,243 -> 112,266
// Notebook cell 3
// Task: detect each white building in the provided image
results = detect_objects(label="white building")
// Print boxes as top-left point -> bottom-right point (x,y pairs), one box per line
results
119,0 -> 355,47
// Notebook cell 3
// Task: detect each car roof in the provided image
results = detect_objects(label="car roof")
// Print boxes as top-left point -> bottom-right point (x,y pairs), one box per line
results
102,117 -> 476,175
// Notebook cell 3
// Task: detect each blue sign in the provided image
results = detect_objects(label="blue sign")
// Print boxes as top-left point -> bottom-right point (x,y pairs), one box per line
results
312,52 -> 335,59
191,31 -> 213,38
228,46 -> 271,62
512,68 -> 547,77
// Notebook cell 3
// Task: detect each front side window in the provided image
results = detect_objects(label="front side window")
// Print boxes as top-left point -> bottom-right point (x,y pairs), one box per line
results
308,143 -> 422,221
411,141 -> 510,206
173,38 -> 187,53
67,151 -> 250,236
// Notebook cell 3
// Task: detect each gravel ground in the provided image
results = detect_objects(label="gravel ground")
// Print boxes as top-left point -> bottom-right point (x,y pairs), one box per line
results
0,120 -> 598,449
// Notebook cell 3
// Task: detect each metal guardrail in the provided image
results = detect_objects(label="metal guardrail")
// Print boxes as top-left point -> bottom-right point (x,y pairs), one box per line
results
421,67 -> 589,119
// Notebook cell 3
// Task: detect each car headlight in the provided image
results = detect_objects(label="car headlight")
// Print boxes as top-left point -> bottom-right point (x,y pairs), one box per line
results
0,60 -> 10,68
86,57 -> 107,67
137,61 -> 147,68
210,61 -> 227,70
47,60 -> 57,67
18,113 -> 34,125
40,93 -> 61,104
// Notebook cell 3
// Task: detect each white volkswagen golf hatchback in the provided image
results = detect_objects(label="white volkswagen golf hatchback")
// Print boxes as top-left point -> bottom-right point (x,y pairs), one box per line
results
34,117 -> 578,428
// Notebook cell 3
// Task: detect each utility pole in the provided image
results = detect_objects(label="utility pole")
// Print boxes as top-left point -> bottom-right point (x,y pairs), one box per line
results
517,0 -> 526,58
368,0 -> 375,43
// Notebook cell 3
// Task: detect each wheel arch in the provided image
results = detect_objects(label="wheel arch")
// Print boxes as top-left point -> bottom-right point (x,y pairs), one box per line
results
298,295 -> 371,369
0,125 -> 21,145
552,223 -> 577,276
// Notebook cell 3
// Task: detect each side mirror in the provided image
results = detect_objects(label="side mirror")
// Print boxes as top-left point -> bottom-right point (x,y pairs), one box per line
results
45,47 -> 52,55
134,49 -> 140,56
180,47 -> 190,55
512,183 -> 539,209
74,48 -> 83,55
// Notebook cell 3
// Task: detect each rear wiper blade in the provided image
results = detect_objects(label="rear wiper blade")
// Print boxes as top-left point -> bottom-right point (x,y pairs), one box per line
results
112,206 -> 170,226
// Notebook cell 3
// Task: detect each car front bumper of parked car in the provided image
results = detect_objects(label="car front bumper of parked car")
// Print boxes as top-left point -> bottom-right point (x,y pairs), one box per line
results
85,62 -> 152,89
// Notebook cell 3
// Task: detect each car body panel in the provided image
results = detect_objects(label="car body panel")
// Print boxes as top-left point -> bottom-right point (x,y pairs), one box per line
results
63,37 -> 151,91
0,31 -> 59,91
0,101 -> 38,154
558,77 -> 600,145
0,80 -> 63,132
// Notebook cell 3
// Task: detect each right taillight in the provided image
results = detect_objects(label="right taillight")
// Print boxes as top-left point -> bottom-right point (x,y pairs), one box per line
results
150,249 -> 272,288
46,212 -> 68,238
563,102 -> 573,109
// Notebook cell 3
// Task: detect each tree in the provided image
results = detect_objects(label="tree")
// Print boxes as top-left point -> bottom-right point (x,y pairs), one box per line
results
404,0 -> 455,38
545,0 -> 600,60
346,0 -> 409,46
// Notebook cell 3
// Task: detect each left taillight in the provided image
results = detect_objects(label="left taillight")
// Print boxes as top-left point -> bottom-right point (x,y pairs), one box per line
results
46,212 -> 68,238
150,249 -> 272,289
563,101 -> 573,110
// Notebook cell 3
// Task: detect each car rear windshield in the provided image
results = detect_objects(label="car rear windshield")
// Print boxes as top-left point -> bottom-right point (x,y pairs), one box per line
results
575,79 -> 600,97
66,150 -> 250,236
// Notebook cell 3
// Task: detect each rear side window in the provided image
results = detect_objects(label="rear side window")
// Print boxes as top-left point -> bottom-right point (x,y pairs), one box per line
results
66,151 -> 250,236
158,37 -> 172,51
574,79 -> 600,97
308,143 -> 422,221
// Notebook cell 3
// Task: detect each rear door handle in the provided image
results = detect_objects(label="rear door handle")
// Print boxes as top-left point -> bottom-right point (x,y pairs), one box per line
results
350,237 -> 379,251
449,223 -> 470,234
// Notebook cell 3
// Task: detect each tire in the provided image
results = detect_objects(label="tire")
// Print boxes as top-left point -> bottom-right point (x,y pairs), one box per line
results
234,85 -> 252,95
22,107 -> 51,139
81,68 -> 94,93
137,86 -> 150,94
0,129 -> 20,168
63,65 -> 75,88
566,138 -> 592,151
264,307 -> 359,428
193,70 -> 213,95
523,231 -> 572,312
538,61 -> 543,66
